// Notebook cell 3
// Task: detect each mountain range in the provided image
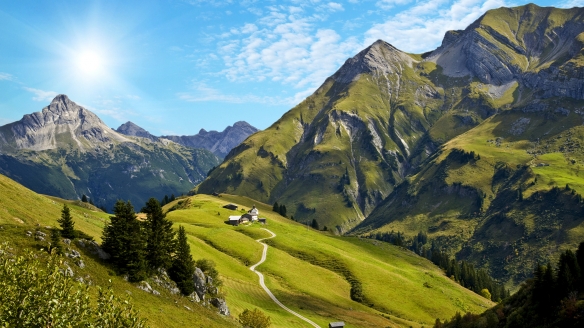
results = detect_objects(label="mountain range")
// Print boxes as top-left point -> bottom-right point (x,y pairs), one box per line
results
196,4 -> 584,285
116,120 -> 258,158
0,95 -> 225,210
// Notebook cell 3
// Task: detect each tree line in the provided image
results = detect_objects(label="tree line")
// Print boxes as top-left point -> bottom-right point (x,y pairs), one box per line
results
367,231 -> 509,301
435,241 -> 584,328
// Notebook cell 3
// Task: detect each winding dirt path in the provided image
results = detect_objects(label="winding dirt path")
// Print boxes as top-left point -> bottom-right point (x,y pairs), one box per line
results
250,228 -> 321,328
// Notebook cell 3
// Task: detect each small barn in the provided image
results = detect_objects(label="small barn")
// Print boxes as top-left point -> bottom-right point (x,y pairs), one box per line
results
228,216 -> 241,226
328,322 -> 345,328
258,218 -> 267,225
223,203 -> 238,210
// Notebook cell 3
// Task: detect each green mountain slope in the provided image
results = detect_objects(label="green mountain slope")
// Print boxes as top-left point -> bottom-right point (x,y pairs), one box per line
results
197,4 -> 584,234
0,95 -> 220,210
0,173 -> 235,327
0,173 -> 493,327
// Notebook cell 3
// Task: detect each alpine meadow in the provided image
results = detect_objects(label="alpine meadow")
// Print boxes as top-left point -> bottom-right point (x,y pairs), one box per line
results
2,2 -> 584,328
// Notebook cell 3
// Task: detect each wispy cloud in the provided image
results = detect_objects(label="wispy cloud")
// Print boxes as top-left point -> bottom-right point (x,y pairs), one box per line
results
217,5 -> 361,96
24,87 -> 58,102
560,0 -> 584,8
177,81 -> 301,105
0,73 -> 13,81
365,0 -> 508,53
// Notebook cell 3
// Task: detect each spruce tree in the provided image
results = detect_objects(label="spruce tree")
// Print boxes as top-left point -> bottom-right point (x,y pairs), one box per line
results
81,194 -> 88,203
272,202 -> 279,212
49,228 -> 63,255
102,200 -> 147,282
58,204 -> 76,239
311,219 -> 320,230
168,226 -> 195,296
142,198 -> 176,271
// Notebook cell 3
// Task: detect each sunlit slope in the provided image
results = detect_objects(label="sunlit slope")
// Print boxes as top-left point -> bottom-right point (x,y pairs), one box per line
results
0,174 -> 235,327
165,193 -> 494,327
358,101 -> 584,286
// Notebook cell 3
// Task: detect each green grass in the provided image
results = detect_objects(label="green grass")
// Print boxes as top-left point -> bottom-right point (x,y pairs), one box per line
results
163,193 -> 493,327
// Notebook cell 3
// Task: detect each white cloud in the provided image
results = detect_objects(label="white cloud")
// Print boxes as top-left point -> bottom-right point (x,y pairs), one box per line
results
217,5 -> 361,97
24,87 -> 58,102
178,81 -> 301,105
376,0 -> 414,10
327,2 -> 344,11
560,0 -> 584,8
365,0 -> 508,53
0,73 -> 13,81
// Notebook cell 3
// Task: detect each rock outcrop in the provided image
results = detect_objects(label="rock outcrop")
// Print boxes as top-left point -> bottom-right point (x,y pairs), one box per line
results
116,121 -> 158,142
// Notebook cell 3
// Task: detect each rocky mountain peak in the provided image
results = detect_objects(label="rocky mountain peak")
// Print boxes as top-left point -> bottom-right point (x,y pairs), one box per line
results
1,95 -> 129,152
116,121 -> 158,141
332,39 -> 416,84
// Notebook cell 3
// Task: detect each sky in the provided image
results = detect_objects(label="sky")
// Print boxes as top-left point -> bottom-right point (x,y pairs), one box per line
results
0,0 -> 580,136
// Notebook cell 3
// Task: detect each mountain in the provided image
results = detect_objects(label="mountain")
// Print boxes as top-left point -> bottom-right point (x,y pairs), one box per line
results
0,95 -> 220,211
161,121 -> 258,158
196,4 -> 584,285
116,121 -> 159,142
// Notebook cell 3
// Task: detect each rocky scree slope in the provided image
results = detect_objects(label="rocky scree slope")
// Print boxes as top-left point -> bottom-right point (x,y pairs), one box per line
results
0,95 -> 220,210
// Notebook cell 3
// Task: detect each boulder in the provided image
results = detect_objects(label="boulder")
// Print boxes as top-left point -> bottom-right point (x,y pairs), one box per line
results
137,281 -> 153,293
210,298 -> 230,316
76,260 -> 85,269
188,292 -> 201,303
192,268 -> 207,300
67,249 -> 81,259
35,231 -> 47,237
63,238 -> 71,245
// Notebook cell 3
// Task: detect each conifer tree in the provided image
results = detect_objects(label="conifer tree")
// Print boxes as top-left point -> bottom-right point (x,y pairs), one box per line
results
311,219 -> 320,230
81,194 -> 88,203
102,200 -> 147,282
49,228 -> 63,255
272,202 -> 279,212
168,226 -> 195,296
58,204 -> 76,239
142,198 -> 176,271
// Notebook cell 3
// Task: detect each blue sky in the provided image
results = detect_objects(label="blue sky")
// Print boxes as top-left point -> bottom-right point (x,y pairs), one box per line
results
0,0 -> 578,135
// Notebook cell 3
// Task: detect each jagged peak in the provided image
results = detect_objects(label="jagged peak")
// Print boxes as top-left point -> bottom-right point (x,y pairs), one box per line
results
332,39 -> 415,84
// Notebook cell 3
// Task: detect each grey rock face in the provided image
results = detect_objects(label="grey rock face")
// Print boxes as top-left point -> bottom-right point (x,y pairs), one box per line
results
2,94 -> 129,152
192,267 -> 207,301
162,121 -> 259,158
210,298 -> 230,316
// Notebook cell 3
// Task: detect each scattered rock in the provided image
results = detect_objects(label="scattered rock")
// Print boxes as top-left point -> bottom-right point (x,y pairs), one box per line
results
26,231 -> 32,237
152,289 -> 160,296
76,260 -> 85,269
77,240 -> 85,248
45,226 -> 52,229
35,231 -> 47,237
189,292 -> 201,303
67,249 -> 81,259
137,281 -> 153,293
61,266 -> 74,277
37,236 -> 45,241
192,268 -> 207,301
210,298 -> 230,316
63,238 -> 71,245
184,305 -> 192,311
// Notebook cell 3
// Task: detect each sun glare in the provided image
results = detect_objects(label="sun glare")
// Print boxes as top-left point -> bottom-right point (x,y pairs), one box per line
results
74,50 -> 105,77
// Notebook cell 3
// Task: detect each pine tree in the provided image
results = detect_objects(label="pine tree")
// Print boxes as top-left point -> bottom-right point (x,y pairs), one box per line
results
272,202 -> 279,212
168,226 -> 195,296
102,200 -> 147,282
311,219 -> 320,230
279,204 -> 287,217
58,204 -> 76,239
142,198 -> 176,271
81,194 -> 88,203
49,228 -> 63,255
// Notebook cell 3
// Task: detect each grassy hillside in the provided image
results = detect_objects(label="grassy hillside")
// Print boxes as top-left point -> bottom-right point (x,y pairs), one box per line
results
0,173 -> 494,327
0,174 -> 236,328
357,101 -> 584,287
164,193 -> 494,327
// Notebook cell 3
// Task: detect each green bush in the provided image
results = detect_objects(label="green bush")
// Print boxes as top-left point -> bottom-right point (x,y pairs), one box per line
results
239,308 -> 271,328
0,243 -> 146,327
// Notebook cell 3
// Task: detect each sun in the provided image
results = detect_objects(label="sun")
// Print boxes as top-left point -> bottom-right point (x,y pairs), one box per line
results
74,50 -> 105,77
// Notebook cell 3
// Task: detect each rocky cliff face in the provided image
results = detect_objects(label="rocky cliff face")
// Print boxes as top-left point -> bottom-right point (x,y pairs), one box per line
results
161,121 -> 258,158
196,4 -> 584,236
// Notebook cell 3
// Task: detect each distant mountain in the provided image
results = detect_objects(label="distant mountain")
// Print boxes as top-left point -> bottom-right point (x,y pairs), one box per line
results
116,121 -> 158,142
161,121 -> 258,158
196,4 -> 584,286
0,95 -> 220,210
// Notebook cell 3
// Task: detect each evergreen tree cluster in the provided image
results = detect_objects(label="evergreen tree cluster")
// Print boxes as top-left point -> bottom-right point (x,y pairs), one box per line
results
160,194 -> 176,206
272,202 -> 287,217
436,241 -> 584,328
101,198 -> 196,296
368,231 -> 508,301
